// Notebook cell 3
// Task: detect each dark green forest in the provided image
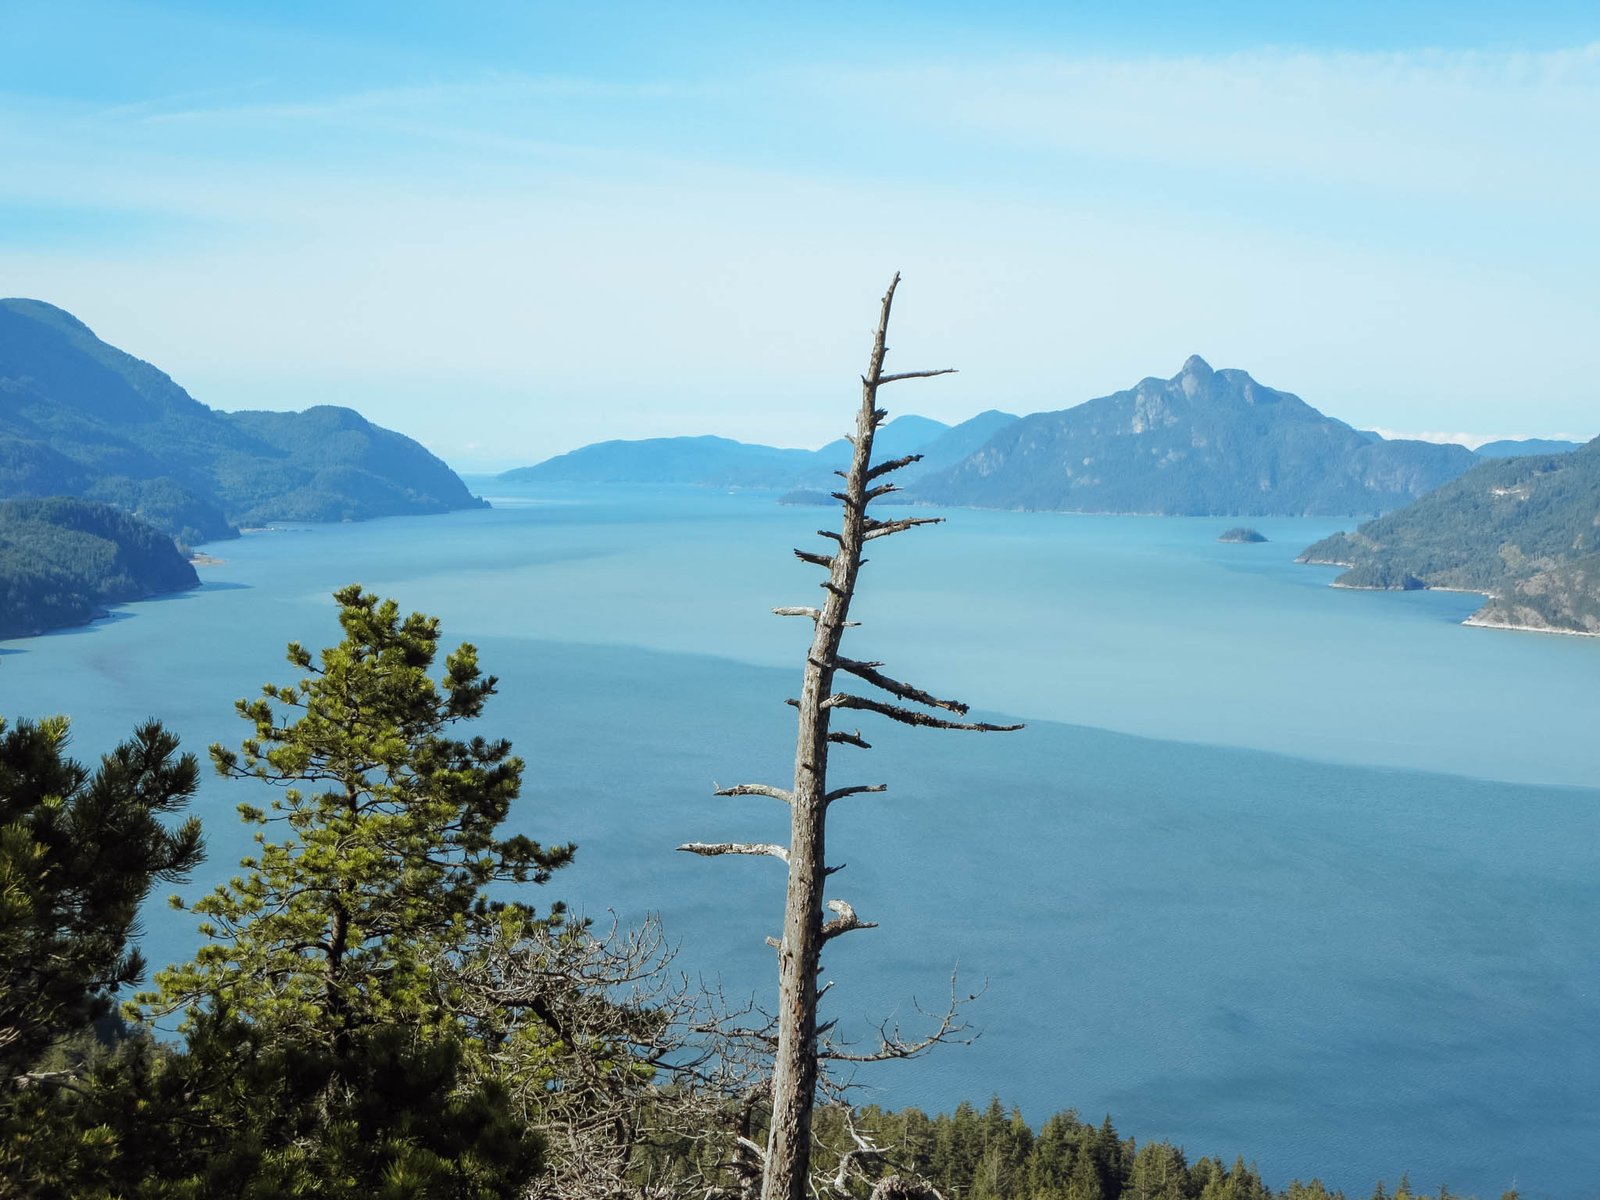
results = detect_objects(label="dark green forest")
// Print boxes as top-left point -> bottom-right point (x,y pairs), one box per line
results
0,298 -> 485,546
1299,438 -> 1600,633
0,497 -> 198,639
0,587 -> 1528,1199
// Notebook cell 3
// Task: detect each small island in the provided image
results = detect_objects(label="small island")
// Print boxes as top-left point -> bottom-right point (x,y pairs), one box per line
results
1217,526 -> 1268,543
777,488 -> 839,506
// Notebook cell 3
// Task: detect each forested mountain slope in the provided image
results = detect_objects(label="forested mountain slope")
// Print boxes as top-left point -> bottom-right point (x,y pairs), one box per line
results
908,356 -> 1474,516
0,497 -> 198,638
1299,438 -> 1600,634
0,299 -> 484,544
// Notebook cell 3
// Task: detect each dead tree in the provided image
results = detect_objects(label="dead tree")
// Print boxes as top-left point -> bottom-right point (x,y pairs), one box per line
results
679,274 -> 1022,1200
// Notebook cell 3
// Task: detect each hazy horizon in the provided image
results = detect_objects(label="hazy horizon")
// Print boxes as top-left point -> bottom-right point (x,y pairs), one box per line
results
3,2 -> 1597,470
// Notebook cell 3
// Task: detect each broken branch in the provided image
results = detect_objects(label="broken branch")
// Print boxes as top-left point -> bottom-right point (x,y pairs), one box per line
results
714,783 -> 794,803
824,693 -> 1024,732
676,842 -> 790,864
821,899 -> 878,941
862,517 -> 944,540
866,453 -> 923,481
877,368 -> 957,385
836,657 -> 969,715
824,783 -> 887,804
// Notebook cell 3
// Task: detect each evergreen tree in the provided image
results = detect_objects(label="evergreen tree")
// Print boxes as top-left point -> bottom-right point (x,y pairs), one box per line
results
0,717 -> 202,1081
122,586 -> 566,1198
147,583 -> 572,1050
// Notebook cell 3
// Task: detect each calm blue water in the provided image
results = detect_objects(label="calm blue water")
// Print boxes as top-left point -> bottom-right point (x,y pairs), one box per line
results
2,483 -> 1597,1198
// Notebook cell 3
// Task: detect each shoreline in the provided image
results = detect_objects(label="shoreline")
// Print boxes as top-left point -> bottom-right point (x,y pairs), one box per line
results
1463,614 -> 1600,638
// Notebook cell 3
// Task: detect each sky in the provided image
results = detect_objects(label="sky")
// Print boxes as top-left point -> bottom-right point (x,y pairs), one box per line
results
2,2 -> 1597,470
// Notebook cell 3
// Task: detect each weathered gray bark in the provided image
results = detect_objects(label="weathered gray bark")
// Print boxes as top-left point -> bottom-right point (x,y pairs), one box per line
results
681,275 -> 1020,1200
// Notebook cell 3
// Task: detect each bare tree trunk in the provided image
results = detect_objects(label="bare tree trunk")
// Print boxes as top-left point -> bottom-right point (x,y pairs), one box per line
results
683,274 -> 1020,1200
761,277 -> 900,1200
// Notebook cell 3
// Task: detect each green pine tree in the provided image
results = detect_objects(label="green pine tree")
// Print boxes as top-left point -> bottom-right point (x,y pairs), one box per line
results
146,584 -> 572,1050
1,716 -> 203,1080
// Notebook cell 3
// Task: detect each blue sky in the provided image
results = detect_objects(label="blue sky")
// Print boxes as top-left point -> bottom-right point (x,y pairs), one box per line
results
3,2 -> 1597,468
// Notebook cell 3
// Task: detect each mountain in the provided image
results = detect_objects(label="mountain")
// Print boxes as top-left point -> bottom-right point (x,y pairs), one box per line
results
1298,438 -> 1600,634
908,357 -> 1475,516
0,497 -> 198,639
498,411 -> 1020,490
500,434 -> 822,487
1473,437 -> 1584,459
0,299 -> 485,544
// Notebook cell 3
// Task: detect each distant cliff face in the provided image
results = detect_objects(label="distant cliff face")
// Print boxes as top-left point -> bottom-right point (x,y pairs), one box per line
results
1298,437 -> 1600,635
0,298 -> 485,543
909,357 -> 1474,516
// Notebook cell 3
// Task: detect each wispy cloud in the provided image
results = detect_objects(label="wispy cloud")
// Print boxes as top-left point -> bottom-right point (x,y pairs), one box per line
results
2,40 -> 1597,463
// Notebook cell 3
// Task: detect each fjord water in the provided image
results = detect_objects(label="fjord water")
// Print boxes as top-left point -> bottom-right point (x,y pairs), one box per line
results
3,483 -> 1597,1198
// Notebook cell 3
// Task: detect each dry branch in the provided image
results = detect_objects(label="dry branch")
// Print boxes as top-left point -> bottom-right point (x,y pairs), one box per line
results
877,368 -> 957,385
678,842 -> 790,864
823,693 -> 1024,732
823,783 -> 887,804
861,517 -> 944,541
820,899 -> 877,941
714,783 -> 794,804
865,454 -> 923,481
835,658 -> 968,716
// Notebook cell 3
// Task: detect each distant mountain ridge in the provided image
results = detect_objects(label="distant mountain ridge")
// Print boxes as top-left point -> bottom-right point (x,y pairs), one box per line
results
1473,437 -> 1583,459
1299,438 -> 1600,635
0,298 -> 485,544
501,410 -> 1021,490
910,356 -> 1475,516
503,358 -> 1483,518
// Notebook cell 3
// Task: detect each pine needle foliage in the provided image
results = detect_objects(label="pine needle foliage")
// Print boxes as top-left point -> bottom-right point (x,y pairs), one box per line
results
147,583 -> 573,1047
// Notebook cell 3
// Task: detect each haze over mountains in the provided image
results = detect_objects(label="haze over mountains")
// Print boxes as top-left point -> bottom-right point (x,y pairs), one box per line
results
503,409 -> 1019,491
0,298 -> 485,545
504,356 -> 1490,518
6,298 -> 1596,641
913,357 -> 1473,515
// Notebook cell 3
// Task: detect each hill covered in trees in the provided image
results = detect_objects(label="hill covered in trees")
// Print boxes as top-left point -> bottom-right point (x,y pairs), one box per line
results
503,357 -> 1495,519
0,497 -> 198,638
1298,438 -> 1600,634
0,298 -> 485,545
499,410 -> 1020,490
908,357 -> 1474,516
